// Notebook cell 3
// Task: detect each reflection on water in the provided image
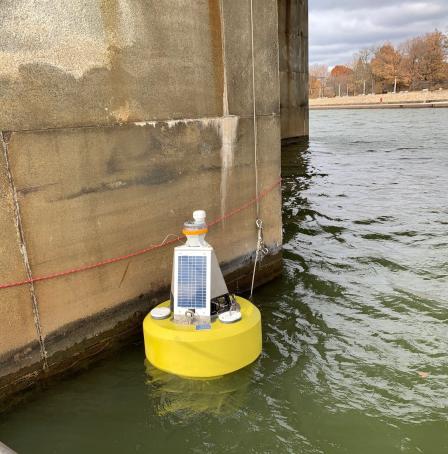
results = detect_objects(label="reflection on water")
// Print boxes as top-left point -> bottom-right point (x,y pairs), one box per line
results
145,361 -> 250,417
1,109 -> 448,453
280,110 -> 448,427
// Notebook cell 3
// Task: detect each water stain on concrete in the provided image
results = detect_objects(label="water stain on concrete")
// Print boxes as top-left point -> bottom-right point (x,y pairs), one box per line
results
0,1 -> 223,131
62,166 -> 177,201
218,116 -> 238,219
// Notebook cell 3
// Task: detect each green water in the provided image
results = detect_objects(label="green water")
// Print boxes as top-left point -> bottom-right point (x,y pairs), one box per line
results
1,109 -> 448,453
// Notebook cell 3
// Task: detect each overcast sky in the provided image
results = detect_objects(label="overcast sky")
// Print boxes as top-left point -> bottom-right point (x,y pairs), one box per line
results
309,1 -> 448,67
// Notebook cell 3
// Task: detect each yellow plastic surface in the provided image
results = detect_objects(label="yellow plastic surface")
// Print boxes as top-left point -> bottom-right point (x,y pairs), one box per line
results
143,296 -> 262,378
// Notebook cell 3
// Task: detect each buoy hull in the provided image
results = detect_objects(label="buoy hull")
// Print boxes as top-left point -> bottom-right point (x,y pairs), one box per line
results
143,296 -> 262,378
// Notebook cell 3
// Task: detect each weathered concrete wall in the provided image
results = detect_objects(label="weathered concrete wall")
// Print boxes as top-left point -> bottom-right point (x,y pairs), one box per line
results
278,0 -> 309,139
0,0 -> 306,402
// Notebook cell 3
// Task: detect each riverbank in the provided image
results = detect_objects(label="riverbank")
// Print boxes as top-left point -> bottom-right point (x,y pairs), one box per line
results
310,89 -> 448,109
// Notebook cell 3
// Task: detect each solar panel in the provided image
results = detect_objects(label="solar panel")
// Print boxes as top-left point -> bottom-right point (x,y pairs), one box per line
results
177,255 -> 207,309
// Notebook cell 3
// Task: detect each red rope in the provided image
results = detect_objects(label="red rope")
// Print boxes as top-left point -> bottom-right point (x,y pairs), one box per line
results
0,178 -> 281,290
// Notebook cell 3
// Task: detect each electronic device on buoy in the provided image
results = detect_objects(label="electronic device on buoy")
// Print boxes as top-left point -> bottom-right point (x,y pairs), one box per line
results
143,210 -> 262,378
171,210 -> 240,325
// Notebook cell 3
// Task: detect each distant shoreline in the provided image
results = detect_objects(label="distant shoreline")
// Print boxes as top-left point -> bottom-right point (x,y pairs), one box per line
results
311,101 -> 448,110
310,89 -> 448,110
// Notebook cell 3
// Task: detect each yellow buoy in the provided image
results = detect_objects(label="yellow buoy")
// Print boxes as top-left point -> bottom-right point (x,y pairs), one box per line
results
143,296 -> 262,378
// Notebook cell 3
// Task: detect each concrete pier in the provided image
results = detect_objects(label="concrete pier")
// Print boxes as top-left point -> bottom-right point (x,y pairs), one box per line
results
0,0 -> 308,404
278,0 -> 309,139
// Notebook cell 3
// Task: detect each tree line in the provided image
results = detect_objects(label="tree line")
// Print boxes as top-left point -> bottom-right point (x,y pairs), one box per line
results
310,30 -> 448,98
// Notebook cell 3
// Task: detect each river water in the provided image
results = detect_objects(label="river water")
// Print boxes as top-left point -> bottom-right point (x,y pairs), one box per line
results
1,109 -> 447,453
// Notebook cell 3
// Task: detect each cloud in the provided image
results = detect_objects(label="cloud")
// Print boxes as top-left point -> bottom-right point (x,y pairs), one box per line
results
309,1 -> 448,66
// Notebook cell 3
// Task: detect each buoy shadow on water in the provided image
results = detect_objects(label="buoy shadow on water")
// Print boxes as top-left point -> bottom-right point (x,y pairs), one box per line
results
144,361 -> 252,416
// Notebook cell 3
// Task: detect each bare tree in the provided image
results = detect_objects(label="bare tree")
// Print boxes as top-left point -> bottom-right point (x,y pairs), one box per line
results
352,48 -> 374,94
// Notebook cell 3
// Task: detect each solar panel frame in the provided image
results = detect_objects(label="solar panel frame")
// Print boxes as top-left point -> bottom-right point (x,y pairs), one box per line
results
173,247 -> 211,317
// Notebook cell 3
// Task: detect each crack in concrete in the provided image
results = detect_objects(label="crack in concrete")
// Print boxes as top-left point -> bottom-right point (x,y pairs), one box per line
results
0,132 -> 48,371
